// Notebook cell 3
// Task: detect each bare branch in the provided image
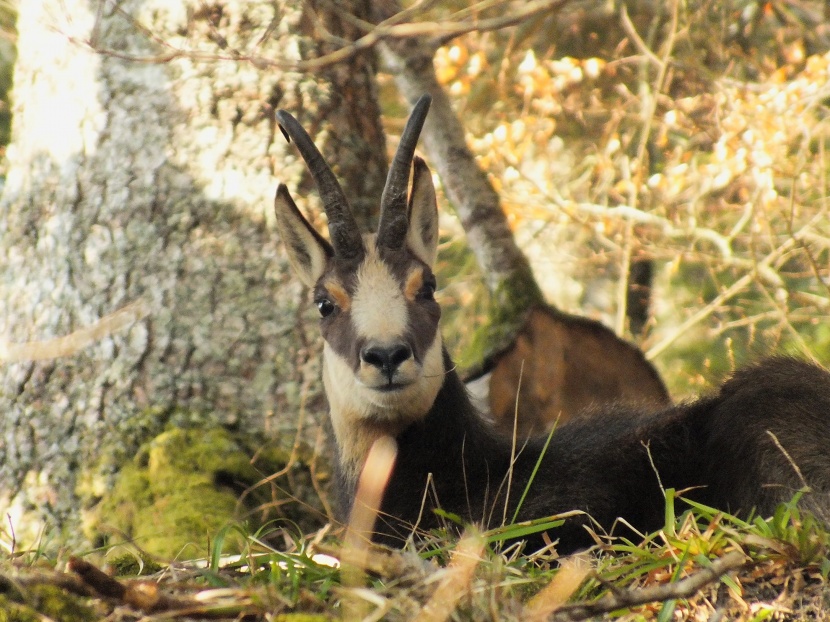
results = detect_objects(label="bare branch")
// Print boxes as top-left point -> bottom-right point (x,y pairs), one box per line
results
79,0 -> 570,73
645,208 -> 828,360
619,3 -> 664,71
554,551 -> 747,621
536,192 -> 785,286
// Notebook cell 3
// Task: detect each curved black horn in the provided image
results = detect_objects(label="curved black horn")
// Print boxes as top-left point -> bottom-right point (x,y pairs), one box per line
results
377,94 -> 432,250
276,109 -> 364,260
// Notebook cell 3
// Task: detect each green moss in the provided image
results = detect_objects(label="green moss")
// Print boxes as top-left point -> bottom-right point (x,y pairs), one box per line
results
0,7 -> 14,151
31,585 -> 97,621
431,234 -> 545,371
460,266 -> 544,369
106,552 -> 164,577
75,406 -> 178,503
86,425 -> 324,560
0,585 -> 96,622
0,597 -> 38,622
89,427 -> 244,558
433,236 -> 489,356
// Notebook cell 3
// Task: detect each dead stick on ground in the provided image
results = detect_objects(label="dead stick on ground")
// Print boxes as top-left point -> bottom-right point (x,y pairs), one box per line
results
68,557 -> 126,599
68,557 -> 192,614
554,551 -> 747,621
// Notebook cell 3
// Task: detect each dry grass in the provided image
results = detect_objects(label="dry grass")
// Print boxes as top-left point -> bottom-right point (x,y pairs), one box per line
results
2,491 -> 828,621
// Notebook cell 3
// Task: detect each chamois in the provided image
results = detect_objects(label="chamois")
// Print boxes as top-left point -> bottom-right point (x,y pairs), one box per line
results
464,302 -> 670,438
274,94 -> 830,553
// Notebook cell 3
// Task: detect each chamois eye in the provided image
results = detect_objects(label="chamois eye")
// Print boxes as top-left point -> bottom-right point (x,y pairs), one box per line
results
316,299 -> 336,317
418,279 -> 436,300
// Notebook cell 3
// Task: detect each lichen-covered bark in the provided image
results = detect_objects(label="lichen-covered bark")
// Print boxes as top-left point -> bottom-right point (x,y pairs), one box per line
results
0,0 -> 385,546
303,1 -> 388,231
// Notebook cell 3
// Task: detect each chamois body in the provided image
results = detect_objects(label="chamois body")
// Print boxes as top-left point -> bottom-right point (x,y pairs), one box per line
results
274,94 -> 830,554
334,353 -> 830,552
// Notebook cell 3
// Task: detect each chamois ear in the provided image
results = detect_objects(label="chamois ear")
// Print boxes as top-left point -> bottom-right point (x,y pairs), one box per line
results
274,184 -> 334,287
406,157 -> 439,268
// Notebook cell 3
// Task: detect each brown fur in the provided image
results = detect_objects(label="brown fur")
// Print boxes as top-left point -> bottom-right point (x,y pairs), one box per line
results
480,304 -> 670,437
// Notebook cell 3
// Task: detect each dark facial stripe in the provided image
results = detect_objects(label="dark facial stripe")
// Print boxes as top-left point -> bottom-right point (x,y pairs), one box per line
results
318,245 -> 441,371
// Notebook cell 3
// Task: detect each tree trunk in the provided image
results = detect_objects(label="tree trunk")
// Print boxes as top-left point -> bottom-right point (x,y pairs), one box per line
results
380,34 -> 544,312
379,31 -> 544,360
0,0 -> 385,547
375,2 -> 669,436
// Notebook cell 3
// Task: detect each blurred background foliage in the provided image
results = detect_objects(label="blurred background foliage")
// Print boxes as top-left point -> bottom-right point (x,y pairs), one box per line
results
378,0 -> 830,396
2,0 -> 830,397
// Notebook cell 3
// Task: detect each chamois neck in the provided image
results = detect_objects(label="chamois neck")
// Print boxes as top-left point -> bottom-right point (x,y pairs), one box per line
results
324,338 -> 448,480
406,350 -> 494,447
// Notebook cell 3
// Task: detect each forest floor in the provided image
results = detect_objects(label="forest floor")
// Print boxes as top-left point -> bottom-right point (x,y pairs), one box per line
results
3,493 -> 830,621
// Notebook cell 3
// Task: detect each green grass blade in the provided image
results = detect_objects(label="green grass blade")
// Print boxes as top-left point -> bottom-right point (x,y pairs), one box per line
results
510,423 -> 557,524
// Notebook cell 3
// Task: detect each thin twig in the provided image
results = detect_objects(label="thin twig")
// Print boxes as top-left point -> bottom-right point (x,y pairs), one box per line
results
619,3 -> 664,71
630,0 -> 680,168
554,551 -> 746,621
503,360 -> 524,526
645,208 -> 827,359
69,557 -> 262,617
80,0 -> 570,72
766,431 -> 810,491
756,281 -> 818,363
615,162 -> 635,336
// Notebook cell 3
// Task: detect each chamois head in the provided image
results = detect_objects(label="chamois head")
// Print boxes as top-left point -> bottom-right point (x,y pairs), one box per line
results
274,95 -> 442,474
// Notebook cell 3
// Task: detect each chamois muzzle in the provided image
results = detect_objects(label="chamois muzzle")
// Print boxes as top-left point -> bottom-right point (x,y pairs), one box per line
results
361,342 -> 414,385
377,94 -> 432,251
275,109 -> 365,261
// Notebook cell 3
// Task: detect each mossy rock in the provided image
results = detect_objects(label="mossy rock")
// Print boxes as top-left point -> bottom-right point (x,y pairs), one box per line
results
0,597 -> 39,622
86,425 -> 326,559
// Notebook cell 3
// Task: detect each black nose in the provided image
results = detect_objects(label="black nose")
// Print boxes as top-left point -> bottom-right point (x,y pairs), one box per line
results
361,343 -> 413,381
